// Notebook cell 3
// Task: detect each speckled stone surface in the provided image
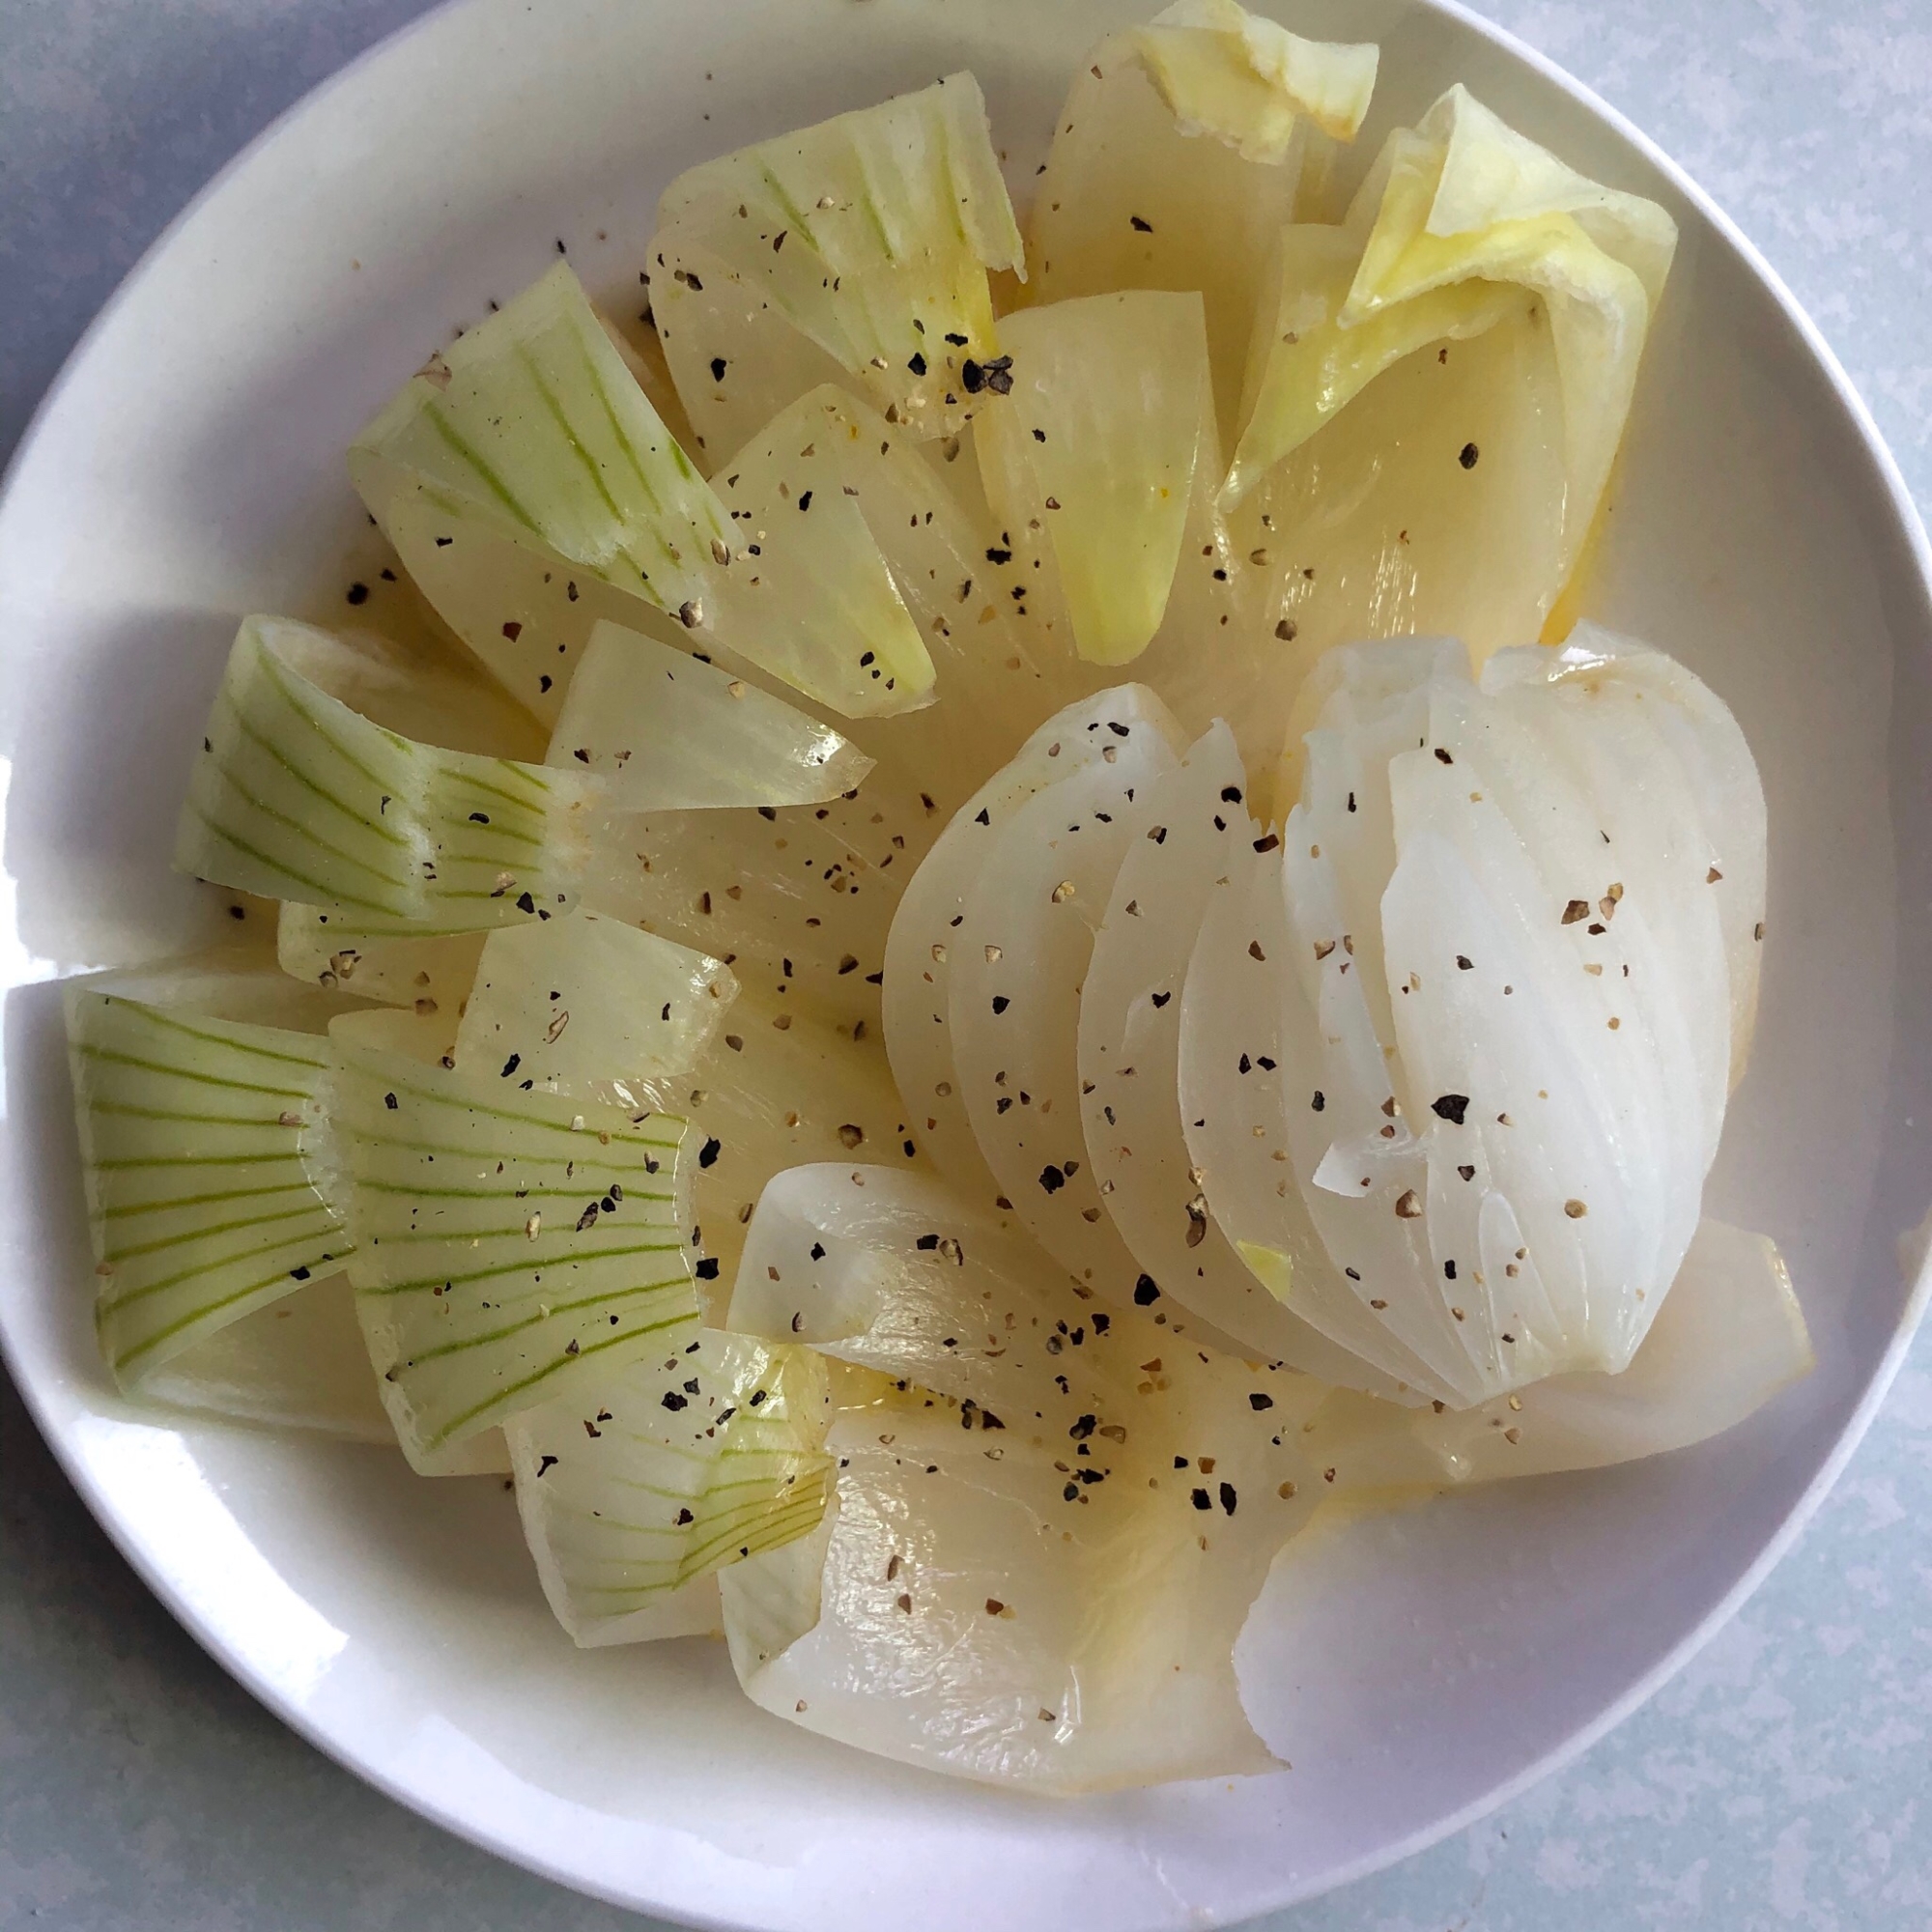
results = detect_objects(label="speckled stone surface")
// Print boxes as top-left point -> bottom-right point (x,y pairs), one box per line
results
3,3 -> 1930,1927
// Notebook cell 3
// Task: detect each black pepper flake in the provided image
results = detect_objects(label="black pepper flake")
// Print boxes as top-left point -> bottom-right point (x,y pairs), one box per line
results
1133,1275 -> 1160,1305
1151,990 -> 1171,1009
346,582 -> 369,606
798,489 -> 813,512
384,1092 -> 399,1111
539,674 -> 553,694
695,1257 -> 721,1281
698,1136 -> 723,1169
1129,214 -> 1153,232
810,1242 -> 826,1261
500,1053 -> 522,1078
991,995 -> 1010,1014
916,1234 -> 941,1251
537,1455 -> 558,1477
289,1265 -> 311,1282
1249,1392 -> 1273,1411
1219,1482 -> 1237,1516
662,1391 -> 688,1411
1431,1094 -> 1470,1125
1253,833 -> 1280,854
1460,441 -> 1480,469
1037,1164 -> 1065,1195
1311,1091 -> 1325,1112
1191,1488 -> 1211,1511
907,351 -> 927,376
710,355 -> 727,381
516,891 -> 536,914
675,1507 -> 695,1525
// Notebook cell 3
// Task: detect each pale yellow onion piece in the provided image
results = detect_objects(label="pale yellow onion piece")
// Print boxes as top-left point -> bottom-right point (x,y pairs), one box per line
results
546,619 -> 872,810
582,797 -> 898,1035
712,385 -> 1047,822
1028,0 -> 1376,437
1232,87 -> 1674,603
723,1164 -> 1324,1793
976,292 -> 1211,668
453,911 -> 737,1106
277,903 -> 485,1011
503,1329 -> 831,1646
653,74 -> 1021,451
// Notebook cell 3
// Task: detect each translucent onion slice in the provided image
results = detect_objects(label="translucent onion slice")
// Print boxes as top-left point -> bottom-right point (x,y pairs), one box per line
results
975,293 -> 1212,667
653,75 -> 1022,451
1304,1218 -> 1810,1488
504,1329 -> 832,1645
1179,845 -> 1439,1399
453,911 -> 733,1109
583,797 -> 898,1034
349,264 -> 728,653
948,691 -> 1188,1302
335,1039 -> 699,1470
711,385 -> 1044,786
1077,723 -> 1394,1379
1269,635 -> 1760,1402
139,1270 -> 391,1444
66,978 -> 353,1386
723,1164 -> 1323,1792
547,619 -> 872,809
1228,85 -> 1675,607
622,986 -> 923,1305
1028,0 -> 1377,437
277,903 -> 486,1011
883,688 -> 1181,1210
177,615 -> 602,930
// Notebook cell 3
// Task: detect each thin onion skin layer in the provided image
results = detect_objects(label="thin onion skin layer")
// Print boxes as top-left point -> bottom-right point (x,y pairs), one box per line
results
723,1164 -> 1323,1794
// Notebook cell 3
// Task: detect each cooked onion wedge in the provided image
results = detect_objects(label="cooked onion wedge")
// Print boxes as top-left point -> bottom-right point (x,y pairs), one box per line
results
724,1165 -> 1321,1792
1030,0 -> 1377,436
653,76 -> 1022,452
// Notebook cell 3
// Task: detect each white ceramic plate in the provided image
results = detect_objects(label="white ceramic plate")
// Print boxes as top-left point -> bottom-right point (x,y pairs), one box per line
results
3,1 -> 1930,1924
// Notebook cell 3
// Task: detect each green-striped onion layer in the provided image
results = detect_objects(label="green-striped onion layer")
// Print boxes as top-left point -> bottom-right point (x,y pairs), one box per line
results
334,1037 -> 701,1471
349,263 -> 728,654
276,902 -> 487,1010
177,615 -> 602,929
505,1330 -> 833,1645
66,986 -> 350,1387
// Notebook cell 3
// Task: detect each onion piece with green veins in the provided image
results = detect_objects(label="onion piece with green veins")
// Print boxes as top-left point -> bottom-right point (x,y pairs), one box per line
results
1028,0 -> 1378,439
350,264 -> 726,674
177,615 -> 602,930
504,1329 -> 832,1645
723,1164 -> 1324,1793
949,690 -> 1188,1303
882,690 -> 1160,1210
713,384 -> 1045,797
65,974 -> 356,1387
1225,85 -> 1676,651
335,1039 -> 700,1471
975,292 -> 1212,668
453,912 -> 736,1109
277,903 -> 486,1011
547,619 -> 873,809
1078,722 -> 1398,1382
652,74 -> 1022,452
1265,633 -> 1761,1405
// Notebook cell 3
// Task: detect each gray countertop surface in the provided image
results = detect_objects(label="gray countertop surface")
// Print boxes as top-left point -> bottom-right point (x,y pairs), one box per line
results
4,2 -> 1930,1926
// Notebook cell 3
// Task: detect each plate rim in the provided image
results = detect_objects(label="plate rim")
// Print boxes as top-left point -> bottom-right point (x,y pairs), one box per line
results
2,0 -> 1929,1922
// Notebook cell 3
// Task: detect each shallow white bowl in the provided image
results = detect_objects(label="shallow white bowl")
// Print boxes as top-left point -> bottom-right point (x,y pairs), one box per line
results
3,0 -> 1930,1924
